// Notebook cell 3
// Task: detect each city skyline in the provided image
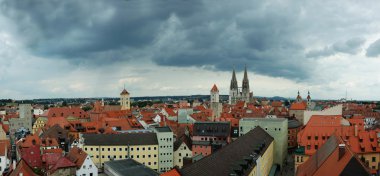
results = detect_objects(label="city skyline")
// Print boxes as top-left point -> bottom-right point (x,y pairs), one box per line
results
1,0 -> 380,100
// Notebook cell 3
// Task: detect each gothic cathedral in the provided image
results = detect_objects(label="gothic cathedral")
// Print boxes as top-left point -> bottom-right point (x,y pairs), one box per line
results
229,66 -> 253,104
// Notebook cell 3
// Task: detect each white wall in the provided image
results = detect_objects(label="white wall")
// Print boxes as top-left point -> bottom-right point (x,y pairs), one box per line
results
0,146 -> 8,175
303,104 -> 343,125
76,155 -> 98,176
33,109 -> 44,116
173,142 -> 192,168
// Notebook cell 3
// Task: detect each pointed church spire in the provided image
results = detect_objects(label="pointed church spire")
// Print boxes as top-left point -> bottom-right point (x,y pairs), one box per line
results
307,90 -> 311,100
242,65 -> 249,90
230,66 -> 238,90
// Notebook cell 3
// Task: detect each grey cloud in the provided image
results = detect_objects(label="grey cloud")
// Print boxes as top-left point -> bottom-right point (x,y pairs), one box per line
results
366,39 -> 380,57
0,0 -> 378,81
306,37 -> 365,58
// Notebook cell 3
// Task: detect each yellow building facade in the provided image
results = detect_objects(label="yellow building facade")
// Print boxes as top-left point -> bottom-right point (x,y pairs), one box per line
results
32,116 -> 48,134
83,144 -> 159,170
80,133 -> 159,171
248,141 -> 274,176
359,153 -> 380,172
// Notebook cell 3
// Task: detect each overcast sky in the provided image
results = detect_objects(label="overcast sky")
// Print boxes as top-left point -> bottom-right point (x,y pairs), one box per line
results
1,0 -> 380,100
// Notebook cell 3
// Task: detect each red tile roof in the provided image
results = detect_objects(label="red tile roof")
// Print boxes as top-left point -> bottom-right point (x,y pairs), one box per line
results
210,84 -> 219,92
271,101 -> 283,107
48,156 -> 76,174
290,102 -> 307,110
0,140 -> 9,156
120,88 -> 130,95
9,159 -> 38,176
18,134 -> 40,148
67,147 -> 88,169
296,135 -> 370,176
161,168 -> 181,176
44,106 -> 88,119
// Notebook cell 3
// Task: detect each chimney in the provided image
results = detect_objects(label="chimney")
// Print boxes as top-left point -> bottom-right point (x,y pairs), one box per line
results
339,144 -> 346,160
354,124 -> 358,137
12,160 -> 16,170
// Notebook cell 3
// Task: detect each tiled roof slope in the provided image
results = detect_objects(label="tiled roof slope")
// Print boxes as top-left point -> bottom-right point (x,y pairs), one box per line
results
192,122 -> 230,137
296,135 -> 370,176
180,127 -> 273,176
67,147 -> 88,169
9,159 -> 38,176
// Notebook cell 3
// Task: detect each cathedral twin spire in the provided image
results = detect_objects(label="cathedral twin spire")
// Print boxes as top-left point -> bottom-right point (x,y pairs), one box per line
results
230,65 -> 249,91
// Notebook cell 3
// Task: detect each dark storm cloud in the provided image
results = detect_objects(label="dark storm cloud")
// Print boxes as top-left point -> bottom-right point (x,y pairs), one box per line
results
0,0 -> 373,80
1,0 -> 202,59
366,39 -> 380,57
306,38 -> 365,58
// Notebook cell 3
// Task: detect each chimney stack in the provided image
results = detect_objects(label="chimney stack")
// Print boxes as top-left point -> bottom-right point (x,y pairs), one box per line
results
338,143 -> 346,160
12,160 -> 16,170
354,124 -> 358,137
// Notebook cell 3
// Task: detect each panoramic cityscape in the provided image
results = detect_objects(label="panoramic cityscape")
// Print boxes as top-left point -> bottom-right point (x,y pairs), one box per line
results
1,0 -> 380,176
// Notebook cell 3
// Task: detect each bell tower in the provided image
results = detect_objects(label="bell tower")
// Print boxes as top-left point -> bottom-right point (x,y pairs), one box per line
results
120,88 -> 130,110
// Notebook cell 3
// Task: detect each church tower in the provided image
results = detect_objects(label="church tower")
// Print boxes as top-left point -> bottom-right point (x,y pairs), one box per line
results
229,67 -> 239,104
120,88 -> 131,110
307,91 -> 312,109
242,65 -> 251,103
296,90 -> 303,103
210,84 -> 222,121
210,84 -> 219,103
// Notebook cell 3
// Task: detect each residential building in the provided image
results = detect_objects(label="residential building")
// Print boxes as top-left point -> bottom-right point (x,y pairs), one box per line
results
295,115 -> 380,174
42,106 -> 88,119
120,89 -> 131,110
8,159 -> 38,176
9,104 -> 33,143
80,133 -> 159,170
296,135 -> 370,176
0,140 -> 9,175
177,109 -> 195,124
173,135 -> 192,168
19,144 -> 42,168
32,116 -> 48,134
41,124 -> 71,152
303,104 -> 342,125
288,119 -> 302,148
0,125 -> 6,140
180,127 -> 274,176
154,127 -> 174,172
229,66 -> 253,104
46,156 -> 76,176
239,118 -> 288,168
191,122 -> 231,157
19,104 -> 32,119
67,147 -> 98,176
104,159 -> 159,176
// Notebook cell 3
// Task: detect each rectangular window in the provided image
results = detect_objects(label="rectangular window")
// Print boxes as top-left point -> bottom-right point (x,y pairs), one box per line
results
372,157 -> 376,162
